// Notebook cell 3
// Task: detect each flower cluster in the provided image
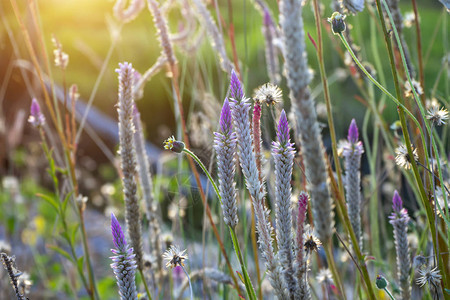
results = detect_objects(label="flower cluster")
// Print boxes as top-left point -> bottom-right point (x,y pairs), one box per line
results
110,213 -> 138,300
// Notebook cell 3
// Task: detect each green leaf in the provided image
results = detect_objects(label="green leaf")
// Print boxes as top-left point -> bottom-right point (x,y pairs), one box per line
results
47,244 -> 74,263
62,191 -> 73,215
36,193 -> 59,212
70,223 -> 80,246
77,256 -> 85,273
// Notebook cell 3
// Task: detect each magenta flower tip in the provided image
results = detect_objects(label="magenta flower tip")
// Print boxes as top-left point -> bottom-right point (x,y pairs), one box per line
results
298,191 -> 308,210
277,110 -> 290,144
348,119 -> 359,143
28,98 -> 45,128
230,69 -> 244,100
263,7 -> 272,26
392,190 -> 403,212
111,213 -> 126,250
219,98 -> 233,133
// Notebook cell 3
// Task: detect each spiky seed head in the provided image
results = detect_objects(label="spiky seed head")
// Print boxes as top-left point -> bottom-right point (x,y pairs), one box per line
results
426,106 -> 449,126
253,83 -> 283,106
162,245 -> 188,269
416,266 -> 442,288
395,144 -> 418,170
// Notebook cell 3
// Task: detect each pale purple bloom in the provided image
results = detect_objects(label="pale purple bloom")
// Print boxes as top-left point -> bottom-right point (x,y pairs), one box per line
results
110,213 -> 138,300
28,98 -> 45,128
340,119 -> 364,248
214,99 -> 239,227
389,191 -> 411,300
229,72 -> 288,299
272,110 -> 297,298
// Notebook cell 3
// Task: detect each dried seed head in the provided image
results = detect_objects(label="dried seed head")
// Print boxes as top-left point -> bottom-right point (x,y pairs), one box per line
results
303,225 -> 322,255
426,106 -> 449,126
416,265 -> 442,288
253,83 -> 283,106
395,144 -> 418,170
162,245 -> 188,269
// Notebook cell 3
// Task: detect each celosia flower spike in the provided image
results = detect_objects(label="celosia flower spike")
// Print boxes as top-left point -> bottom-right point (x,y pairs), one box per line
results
110,213 -> 138,300
389,190 -> 411,299
214,98 -> 239,227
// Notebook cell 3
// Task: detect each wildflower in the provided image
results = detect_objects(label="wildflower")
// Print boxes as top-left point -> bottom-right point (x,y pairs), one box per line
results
162,245 -> 188,269
229,69 -> 288,298
110,213 -> 138,300
389,190 -> 411,299
28,98 -> 45,128
395,144 -> 418,170
404,79 -> 423,98
253,83 -> 283,106
340,119 -> 364,249
116,62 -> 143,270
303,225 -> 322,255
214,99 -> 239,227
52,36 -> 69,69
272,110 -> 297,297
295,191 -> 311,300
416,266 -> 442,288
426,106 -> 449,126
328,12 -> 346,35
163,136 -> 185,153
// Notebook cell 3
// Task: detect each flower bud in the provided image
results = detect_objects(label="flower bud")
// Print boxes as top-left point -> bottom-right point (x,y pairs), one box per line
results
328,12 -> 346,35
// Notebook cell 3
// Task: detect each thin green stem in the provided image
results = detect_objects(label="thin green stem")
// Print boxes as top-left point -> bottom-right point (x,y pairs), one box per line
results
383,287 -> 396,300
381,0 -> 449,289
180,265 -> 193,300
230,227 -> 257,300
182,149 -> 221,205
139,268 -> 152,300
312,2 -> 346,298
181,148 -> 256,300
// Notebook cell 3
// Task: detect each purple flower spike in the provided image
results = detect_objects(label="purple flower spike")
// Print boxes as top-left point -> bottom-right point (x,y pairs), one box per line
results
230,69 -> 244,101
392,190 -> 403,213
277,110 -> 290,145
28,98 -> 46,128
263,7 -> 272,27
219,98 -> 233,134
389,189 -> 411,299
348,119 -> 359,144
111,213 -> 127,251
